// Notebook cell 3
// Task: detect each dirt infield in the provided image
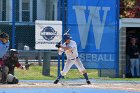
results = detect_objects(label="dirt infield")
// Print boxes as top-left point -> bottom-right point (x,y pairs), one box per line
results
0,80 -> 140,92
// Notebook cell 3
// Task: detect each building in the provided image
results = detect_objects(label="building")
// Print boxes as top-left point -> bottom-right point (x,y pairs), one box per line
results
0,0 -> 59,50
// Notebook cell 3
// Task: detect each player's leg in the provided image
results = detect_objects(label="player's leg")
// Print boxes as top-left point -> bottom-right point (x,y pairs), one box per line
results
130,59 -> 135,77
75,58 -> 91,84
135,59 -> 140,77
54,59 -> 74,84
1,66 -> 9,84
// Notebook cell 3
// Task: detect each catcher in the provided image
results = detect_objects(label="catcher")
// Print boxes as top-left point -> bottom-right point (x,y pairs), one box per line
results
4,49 -> 24,75
1,49 -> 23,84
54,34 -> 91,84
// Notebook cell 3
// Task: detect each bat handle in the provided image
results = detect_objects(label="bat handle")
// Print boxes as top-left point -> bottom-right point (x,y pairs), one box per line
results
58,40 -> 62,44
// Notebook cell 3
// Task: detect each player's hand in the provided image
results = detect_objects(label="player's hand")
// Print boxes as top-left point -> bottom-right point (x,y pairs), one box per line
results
58,47 -> 62,51
55,42 -> 61,48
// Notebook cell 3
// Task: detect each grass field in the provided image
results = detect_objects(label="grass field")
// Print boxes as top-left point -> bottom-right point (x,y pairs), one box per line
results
15,65 -> 140,81
15,65 -> 98,80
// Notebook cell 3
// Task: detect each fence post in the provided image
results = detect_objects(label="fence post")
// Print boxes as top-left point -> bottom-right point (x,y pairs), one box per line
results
42,51 -> 51,76
57,54 -> 60,77
12,0 -> 15,48
38,51 -> 42,66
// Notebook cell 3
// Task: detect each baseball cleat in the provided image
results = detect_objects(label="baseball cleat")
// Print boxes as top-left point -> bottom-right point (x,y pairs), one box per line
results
86,80 -> 91,84
53,79 -> 59,84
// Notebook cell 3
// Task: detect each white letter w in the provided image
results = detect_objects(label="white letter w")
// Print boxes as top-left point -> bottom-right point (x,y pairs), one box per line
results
73,6 -> 110,49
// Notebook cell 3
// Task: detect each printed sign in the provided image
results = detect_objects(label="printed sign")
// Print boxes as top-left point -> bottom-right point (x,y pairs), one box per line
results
35,20 -> 62,50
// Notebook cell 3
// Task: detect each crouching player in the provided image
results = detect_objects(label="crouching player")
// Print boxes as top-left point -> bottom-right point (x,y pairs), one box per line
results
0,49 -> 24,84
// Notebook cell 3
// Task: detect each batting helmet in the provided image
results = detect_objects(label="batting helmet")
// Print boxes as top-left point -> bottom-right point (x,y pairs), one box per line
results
9,49 -> 18,56
63,34 -> 71,41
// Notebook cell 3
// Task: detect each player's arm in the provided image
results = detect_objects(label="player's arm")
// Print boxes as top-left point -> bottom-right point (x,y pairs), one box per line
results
15,59 -> 24,69
60,45 -> 71,50
58,47 -> 64,55
61,41 -> 77,51
60,45 -> 76,54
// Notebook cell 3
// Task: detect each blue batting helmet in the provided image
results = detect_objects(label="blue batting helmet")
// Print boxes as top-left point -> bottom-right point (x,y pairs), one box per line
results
63,35 -> 71,41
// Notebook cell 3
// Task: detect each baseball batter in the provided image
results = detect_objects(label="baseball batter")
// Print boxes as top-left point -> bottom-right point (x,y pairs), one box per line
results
54,34 -> 91,84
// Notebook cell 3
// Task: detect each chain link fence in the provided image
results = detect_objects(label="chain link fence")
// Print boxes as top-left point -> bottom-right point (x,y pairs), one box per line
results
0,0 -> 123,80
0,0 -> 98,80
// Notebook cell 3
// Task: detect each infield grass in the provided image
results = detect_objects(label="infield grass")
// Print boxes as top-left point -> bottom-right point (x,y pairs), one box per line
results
15,65 -> 140,81
15,65 -> 98,80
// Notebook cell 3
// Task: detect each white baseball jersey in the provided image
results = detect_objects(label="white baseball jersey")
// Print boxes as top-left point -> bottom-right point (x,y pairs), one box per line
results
58,40 -> 78,59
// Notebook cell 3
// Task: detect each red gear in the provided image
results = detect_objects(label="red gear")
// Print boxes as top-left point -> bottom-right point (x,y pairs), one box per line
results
15,62 -> 21,68
0,60 -> 4,67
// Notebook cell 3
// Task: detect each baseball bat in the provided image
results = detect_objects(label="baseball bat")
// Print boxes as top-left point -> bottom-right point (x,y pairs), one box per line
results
55,28 -> 71,48
58,28 -> 71,43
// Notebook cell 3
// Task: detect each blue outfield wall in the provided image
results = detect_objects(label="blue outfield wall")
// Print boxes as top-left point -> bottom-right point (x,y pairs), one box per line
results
67,0 -> 119,69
